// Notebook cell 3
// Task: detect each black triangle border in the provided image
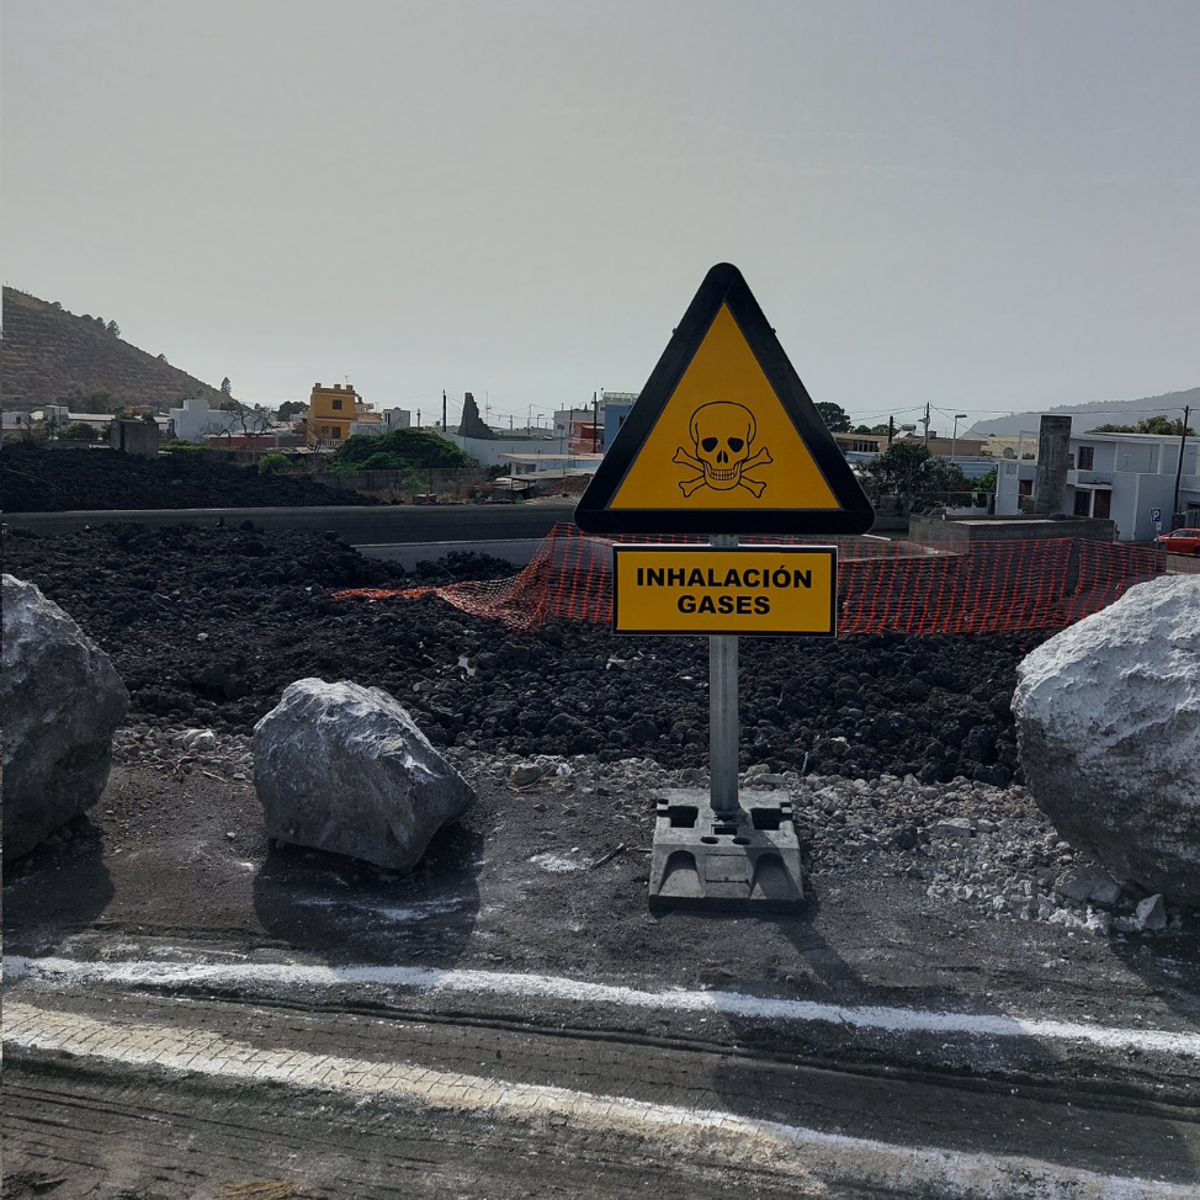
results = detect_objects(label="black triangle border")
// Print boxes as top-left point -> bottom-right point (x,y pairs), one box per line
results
574,263 -> 876,536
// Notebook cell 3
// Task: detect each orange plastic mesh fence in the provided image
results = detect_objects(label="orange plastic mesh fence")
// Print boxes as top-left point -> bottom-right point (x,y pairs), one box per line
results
334,524 -> 1167,634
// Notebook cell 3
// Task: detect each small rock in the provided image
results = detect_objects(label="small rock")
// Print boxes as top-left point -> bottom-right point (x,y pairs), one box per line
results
1055,865 -> 1122,906
1134,893 -> 1167,932
508,762 -> 548,787
928,817 -> 974,840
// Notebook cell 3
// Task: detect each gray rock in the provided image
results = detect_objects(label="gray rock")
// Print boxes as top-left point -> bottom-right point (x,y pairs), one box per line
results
1055,865 -> 1122,906
1013,576 -> 1200,904
1,575 -> 129,859
1134,893 -> 1167,932
928,816 -> 974,839
508,761 -> 549,787
253,678 -> 476,872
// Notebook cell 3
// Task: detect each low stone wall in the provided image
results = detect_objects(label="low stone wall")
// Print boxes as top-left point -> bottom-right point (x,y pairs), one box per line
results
909,514 -> 1116,547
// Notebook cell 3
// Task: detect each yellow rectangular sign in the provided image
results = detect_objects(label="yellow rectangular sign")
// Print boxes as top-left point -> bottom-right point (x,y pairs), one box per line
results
612,545 -> 837,636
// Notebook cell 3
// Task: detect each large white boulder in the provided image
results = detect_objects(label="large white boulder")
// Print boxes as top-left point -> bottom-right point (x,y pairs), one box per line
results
2,574 -> 130,860
1012,575 -> 1200,904
253,678 -> 476,871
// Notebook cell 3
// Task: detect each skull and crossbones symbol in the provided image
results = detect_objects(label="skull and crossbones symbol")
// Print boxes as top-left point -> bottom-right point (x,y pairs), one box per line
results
673,401 -> 772,499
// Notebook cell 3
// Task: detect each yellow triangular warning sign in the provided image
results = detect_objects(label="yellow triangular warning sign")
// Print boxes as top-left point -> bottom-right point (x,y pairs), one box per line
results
575,264 -> 875,536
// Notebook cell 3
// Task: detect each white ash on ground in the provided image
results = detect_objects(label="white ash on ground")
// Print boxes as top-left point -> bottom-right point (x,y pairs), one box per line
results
101,726 -> 1189,941
473,749 -> 1190,941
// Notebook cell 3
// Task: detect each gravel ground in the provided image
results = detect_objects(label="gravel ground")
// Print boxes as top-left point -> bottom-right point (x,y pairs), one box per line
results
6,522 -> 1039,785
7,521 -> 1192,938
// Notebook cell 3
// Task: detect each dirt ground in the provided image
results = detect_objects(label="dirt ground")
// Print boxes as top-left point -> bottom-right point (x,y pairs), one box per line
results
5,745 -> 1200,1198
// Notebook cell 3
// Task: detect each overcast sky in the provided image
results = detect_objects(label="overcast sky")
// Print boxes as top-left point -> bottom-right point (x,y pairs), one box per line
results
4,1 -> 1198,432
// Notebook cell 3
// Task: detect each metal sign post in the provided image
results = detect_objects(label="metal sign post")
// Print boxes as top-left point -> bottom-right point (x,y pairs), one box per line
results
643,528 -> 806,912
574,262 -> 875,912
708,534 -> 740,816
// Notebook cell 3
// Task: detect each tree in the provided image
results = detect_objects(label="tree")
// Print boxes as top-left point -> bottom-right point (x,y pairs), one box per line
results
221,377 -> 233,397
86,390 -> 117,413
333,428 -> 475,470
277,400 -> 306,422
815,401 -> 852,433
1137,415 -> 1194,436
157,353 -> 169,363
106,319 -> 120,337
60,421 -> 101,441
861,441 -> 974,510
1088,417 -> 1195,436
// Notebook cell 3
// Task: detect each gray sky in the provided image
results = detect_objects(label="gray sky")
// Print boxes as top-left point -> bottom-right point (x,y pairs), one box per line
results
4,0 -> 1198,432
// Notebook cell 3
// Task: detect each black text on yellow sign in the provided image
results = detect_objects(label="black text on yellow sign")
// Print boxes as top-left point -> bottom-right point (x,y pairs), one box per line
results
612,545 -> 837,636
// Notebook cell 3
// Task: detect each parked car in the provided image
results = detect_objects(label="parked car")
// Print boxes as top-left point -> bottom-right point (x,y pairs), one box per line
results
1156,527 -> 1200,554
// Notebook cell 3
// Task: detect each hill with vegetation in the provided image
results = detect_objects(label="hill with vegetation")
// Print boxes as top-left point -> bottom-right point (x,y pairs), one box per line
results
1,287 -> 227,413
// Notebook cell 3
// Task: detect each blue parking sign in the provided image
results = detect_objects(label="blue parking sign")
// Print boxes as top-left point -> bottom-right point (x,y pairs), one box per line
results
1151,507 -> 1163,523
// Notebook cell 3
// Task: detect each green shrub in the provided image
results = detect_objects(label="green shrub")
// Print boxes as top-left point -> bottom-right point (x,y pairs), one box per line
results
60,421 -> 102,441
332,429 -> 475,470
258,452 -> 291,475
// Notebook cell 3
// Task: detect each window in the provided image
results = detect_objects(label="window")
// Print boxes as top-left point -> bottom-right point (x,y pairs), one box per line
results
332,398 -> 343,410
1077,446 -> 1094,470
331,427 -> 342,439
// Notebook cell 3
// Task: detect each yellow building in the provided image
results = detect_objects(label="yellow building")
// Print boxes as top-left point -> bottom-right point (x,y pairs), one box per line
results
307,382 -> 359,445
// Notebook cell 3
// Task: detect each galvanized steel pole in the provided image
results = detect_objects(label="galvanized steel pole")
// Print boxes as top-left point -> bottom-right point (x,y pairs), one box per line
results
709,533 -> 739,814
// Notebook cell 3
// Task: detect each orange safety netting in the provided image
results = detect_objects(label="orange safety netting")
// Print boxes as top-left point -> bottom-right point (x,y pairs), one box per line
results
334,523 -> 1167,634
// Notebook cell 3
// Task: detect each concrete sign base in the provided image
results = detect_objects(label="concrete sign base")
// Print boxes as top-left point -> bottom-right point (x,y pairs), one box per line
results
648,788 -> 804,913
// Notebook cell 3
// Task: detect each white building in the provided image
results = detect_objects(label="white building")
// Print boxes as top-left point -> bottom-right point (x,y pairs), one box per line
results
995,430 -> 1199,541
168,398 -> 241,443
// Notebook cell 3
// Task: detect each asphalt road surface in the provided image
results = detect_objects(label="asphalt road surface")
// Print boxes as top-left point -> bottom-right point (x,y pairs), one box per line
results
5,754 -> 1199,1199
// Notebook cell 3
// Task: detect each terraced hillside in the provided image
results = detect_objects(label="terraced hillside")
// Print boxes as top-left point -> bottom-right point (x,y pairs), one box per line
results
1,287 -> 226,411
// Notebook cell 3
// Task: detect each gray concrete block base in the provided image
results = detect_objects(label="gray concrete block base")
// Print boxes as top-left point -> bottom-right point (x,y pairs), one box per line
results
648,788 -> 804,913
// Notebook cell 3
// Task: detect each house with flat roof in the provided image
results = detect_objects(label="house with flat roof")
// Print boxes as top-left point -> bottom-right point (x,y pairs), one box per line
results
995,428 -> 1199,540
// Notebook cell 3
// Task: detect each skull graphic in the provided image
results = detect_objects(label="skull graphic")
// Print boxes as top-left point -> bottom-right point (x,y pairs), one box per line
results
691,402 -> 755,490
673,401 -> 773,498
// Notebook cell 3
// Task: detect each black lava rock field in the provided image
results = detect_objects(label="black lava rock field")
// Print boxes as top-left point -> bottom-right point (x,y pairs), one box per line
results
4,523 -> 1050,785
1,443 -> 377,511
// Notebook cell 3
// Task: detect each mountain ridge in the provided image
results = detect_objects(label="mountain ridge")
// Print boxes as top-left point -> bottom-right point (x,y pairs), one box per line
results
1,286 -> 226,412
967,385 -> 1200,438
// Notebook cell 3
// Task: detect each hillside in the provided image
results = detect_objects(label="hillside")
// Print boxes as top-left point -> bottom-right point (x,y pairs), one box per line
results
1,287 -> 227,412
967,385 -> 1200,439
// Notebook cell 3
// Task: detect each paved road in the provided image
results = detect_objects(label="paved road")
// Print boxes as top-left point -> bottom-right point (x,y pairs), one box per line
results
5,759 -> 1199,1199
7,974 -> 1200,1199
5,500 -> 578,548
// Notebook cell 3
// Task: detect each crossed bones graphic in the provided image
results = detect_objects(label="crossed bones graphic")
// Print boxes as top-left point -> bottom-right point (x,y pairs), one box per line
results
673,401 -> 773,498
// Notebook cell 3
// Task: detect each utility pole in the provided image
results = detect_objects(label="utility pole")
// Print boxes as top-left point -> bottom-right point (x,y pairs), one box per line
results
442,390 -> 447,433
952,413 -> 967,461
922,402 -> 931,449
887,414 -> 895,447
592,390 -> 599,452
417,408 -> 422,427
1172,404 -> 1191,528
